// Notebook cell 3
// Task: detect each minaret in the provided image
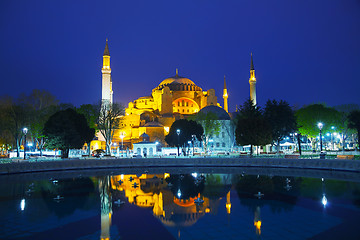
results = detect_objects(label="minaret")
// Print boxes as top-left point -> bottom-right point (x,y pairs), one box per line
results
223,75 -> 228,112
249,53 -> 257,106
102,39 -> 113,106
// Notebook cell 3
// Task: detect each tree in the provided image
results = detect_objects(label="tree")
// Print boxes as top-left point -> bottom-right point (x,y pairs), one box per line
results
0,96 -> 29,157
348,110 -> 360,149
44,108 -> 95,158
191,111 -> 221,154
295,104 -> 342,151
235,99 -> 272,156
335,104 -> 359,151
165,119 -> 203,156
76,104 -> 99,155
22,90 -> 59,156
97,103 -> 124,155
264,99 -> 297,153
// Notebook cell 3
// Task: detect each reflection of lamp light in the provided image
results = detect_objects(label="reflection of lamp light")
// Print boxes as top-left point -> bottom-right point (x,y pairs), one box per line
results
177,189 -> 181,198
321,177 -> 327,208
322,194 -> 327,207
20,198 -> 25,211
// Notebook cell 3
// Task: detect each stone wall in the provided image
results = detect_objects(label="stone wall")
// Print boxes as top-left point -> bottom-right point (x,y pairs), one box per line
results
1,157 -> 360,175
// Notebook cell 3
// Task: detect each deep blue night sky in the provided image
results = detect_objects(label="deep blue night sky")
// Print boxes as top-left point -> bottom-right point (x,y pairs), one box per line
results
0,0 -> 359,111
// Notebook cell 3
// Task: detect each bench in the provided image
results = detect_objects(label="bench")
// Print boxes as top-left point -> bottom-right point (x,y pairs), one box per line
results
284,155 -> 299,159
337,155 -> 354,160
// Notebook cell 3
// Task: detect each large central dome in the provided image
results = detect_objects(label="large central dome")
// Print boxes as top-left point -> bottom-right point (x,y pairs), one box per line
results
155,70 -> 202,91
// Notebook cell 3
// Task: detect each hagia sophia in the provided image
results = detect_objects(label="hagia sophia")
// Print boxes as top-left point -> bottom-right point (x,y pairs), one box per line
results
94,40 -> 257,152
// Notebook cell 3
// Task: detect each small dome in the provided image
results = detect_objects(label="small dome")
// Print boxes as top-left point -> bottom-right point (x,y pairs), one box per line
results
140,133 -> 150,142
144,121 -> 164,127
198,105 -> 230,120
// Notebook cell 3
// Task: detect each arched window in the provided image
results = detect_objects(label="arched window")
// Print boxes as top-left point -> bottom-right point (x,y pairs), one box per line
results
149,148 -> 153,155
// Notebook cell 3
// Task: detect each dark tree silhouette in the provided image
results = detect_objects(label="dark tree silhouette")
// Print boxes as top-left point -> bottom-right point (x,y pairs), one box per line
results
235,99 -> 272,155
165,119 -> 203,156
348,110 -> 360,149
44,108 -> 95,158
264,99 -> 297,153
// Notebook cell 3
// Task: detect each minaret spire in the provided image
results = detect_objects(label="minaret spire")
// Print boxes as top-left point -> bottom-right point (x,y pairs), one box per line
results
175,68 -> 179,77
249,53 -> 257,106
104,38 -> 110,56
250,52 -> 254,70
223,75 -> 228,113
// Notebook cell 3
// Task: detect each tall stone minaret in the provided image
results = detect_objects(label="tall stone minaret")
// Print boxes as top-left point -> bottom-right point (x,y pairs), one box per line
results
249,53 -> 257,106
102,39 -> 113,106
223,75 -> 228,112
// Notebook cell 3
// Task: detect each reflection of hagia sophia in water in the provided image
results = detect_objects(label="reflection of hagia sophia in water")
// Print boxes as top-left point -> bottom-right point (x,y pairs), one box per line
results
99,173 -> 234,239
94,40 -> 257,150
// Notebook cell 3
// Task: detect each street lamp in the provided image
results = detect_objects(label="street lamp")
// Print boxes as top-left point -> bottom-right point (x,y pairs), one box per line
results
317,122 -> 323,152
331,126 -> 335,150
191,135 -> 196,156
120,132 -> 125,150
23,127 -> 28,160
176,129 -> 181,156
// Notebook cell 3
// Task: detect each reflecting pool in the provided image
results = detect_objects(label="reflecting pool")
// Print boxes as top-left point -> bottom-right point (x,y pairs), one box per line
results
1,168 -> 360,240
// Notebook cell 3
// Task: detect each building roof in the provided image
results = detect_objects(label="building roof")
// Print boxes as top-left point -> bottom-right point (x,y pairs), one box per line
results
198,105 -> 231,120
144,121 -> 164,127
155,69 -> 202,91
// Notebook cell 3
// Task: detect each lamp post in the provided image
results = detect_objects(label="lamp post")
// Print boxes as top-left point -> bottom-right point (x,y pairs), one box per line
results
331,126 -> 335,150
23,127 -> 28,160
318,122 -> 326,159
176,129 -> 180,156
317,122 -> 323,152
191,135 -> 196,156
120,132 -> 125,150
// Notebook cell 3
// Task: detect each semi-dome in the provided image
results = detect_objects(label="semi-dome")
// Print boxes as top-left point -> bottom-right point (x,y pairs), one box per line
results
198,105 -> 230,120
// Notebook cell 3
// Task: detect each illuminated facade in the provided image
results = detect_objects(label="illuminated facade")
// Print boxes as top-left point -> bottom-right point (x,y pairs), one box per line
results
119,68 -> 219,144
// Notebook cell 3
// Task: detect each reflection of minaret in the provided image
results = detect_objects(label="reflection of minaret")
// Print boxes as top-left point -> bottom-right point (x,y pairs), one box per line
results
102,39 -> 113,107
223,75 -> 228,113
226,191 -> 231,214
99,176 -> 112,240
254,206 -> 261,236
249,53 -> 257,106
